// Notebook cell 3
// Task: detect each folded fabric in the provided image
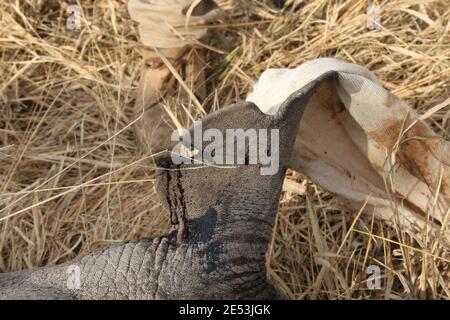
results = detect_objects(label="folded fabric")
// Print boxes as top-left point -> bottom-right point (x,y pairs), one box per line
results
247,58 -> 449,243
128,0 -> 222,48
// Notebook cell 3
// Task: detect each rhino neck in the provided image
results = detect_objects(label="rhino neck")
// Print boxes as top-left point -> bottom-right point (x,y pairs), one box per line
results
0,182 -> 285,300
176,172 -> 285,297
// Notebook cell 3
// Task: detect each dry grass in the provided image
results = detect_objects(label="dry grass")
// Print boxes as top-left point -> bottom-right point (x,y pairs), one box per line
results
1,0 -> 449,299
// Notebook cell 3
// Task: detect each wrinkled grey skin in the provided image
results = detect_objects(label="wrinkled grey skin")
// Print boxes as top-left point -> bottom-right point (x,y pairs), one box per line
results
0,72 -> 337,299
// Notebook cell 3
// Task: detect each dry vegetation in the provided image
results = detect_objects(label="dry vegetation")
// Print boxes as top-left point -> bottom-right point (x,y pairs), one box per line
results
1,0 -> 449,299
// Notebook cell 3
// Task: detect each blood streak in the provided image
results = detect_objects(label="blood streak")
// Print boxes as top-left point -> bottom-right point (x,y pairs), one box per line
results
165,170 -> 178,225
165,168 -> 189,240
176,170 -> 189,240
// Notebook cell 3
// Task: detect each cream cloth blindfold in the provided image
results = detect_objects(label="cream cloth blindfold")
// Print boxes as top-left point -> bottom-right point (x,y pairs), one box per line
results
247,58 -> 449,242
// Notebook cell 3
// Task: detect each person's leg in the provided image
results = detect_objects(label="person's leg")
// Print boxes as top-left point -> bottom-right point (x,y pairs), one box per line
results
128,0 -> 221,154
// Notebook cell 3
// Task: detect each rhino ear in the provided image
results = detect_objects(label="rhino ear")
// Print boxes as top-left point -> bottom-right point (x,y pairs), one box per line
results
264,71 -> 338,153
